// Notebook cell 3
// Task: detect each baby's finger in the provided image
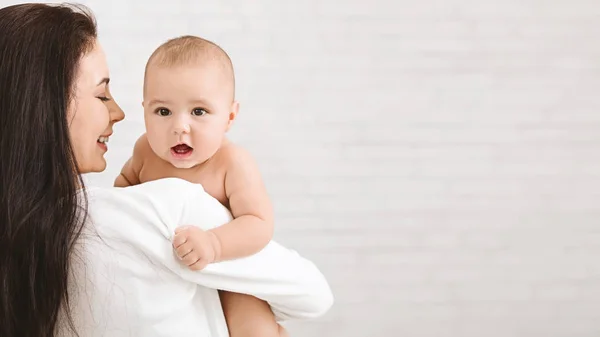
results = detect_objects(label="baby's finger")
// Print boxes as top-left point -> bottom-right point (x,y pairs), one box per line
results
189,257 -> 208,271
175,226 -> 191,234
175,242 -> 194,259
172,232 -> 188,248
183,252 -> 201,267
182,251 -> 199,266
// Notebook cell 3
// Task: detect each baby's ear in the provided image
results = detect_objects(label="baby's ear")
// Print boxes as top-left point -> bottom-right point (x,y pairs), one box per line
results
226,101 -> 239,131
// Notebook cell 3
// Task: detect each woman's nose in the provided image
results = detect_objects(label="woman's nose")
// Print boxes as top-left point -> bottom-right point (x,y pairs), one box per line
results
107,98 -> 125,123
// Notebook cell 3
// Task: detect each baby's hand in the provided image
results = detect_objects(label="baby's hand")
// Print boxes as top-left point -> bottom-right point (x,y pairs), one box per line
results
172,226 -> 221,271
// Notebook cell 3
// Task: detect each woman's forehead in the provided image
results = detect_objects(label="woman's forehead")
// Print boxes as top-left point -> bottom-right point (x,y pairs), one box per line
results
77,40 -> 109,87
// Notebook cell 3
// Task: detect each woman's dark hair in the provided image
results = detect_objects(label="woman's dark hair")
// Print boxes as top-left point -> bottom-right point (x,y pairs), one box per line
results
0,3 -> 97,336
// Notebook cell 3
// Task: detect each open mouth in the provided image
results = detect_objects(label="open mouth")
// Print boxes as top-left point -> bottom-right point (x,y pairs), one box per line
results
171,144 -> 193,158
97,136 -> 109,149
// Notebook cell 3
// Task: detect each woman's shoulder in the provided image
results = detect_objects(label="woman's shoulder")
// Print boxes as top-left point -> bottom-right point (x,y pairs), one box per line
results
83,178 -> 203,221
88,177 -> 205,199
126,177 -> 206,195
84,177 -> 230,231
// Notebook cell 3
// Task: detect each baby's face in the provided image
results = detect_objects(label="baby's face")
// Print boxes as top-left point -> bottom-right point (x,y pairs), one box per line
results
143,63 -> 236,168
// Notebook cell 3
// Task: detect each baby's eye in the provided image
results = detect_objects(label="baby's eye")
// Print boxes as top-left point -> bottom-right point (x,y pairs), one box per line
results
156,108 -> 171,116
192,108 -> 207,116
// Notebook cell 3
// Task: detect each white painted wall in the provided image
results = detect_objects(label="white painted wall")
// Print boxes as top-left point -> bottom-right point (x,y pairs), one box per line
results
3,1 -> 600,336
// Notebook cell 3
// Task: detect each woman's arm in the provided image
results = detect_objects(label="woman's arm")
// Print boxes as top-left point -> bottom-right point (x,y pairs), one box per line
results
170,238 -> 333,321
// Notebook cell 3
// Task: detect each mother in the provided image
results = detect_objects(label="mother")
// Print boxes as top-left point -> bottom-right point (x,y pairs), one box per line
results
0,3 -> 332,337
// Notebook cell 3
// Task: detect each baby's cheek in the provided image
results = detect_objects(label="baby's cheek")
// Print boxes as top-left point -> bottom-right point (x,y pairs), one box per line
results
197,133 -> 222,150
147,121 -> 166,136
147,129 -> 169,148
147,135 -> 171,162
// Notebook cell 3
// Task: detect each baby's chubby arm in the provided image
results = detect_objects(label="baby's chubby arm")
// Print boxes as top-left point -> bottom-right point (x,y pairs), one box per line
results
213,145 -> 274,260
114,134 -> 147,187
173,145 -> 274,264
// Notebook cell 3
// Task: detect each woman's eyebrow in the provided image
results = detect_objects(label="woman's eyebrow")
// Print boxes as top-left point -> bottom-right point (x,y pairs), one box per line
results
96,77 -> 110,86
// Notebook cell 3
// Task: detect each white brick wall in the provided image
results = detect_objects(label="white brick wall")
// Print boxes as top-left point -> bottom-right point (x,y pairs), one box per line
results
4,0 -> 600,336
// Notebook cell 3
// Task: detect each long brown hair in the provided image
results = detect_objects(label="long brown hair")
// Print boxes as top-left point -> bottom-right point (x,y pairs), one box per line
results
0,3 -> 97,336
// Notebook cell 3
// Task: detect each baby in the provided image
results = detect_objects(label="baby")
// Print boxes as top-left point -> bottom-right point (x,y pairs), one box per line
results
115,35 -> 286,336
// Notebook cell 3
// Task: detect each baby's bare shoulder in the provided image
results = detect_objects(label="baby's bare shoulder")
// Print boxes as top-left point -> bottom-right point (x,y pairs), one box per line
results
216,142 -> 256,167
132,133 -> 154,158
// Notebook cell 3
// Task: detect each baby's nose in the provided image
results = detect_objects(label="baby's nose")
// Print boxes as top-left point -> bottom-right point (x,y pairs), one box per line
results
172,122 -> 191,135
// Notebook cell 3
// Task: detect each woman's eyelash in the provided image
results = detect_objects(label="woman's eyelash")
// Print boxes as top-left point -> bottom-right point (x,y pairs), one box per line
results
97,96 -> 111,102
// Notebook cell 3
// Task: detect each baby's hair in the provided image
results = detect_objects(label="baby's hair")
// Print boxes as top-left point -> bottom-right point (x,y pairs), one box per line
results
144,35 -> 235,98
